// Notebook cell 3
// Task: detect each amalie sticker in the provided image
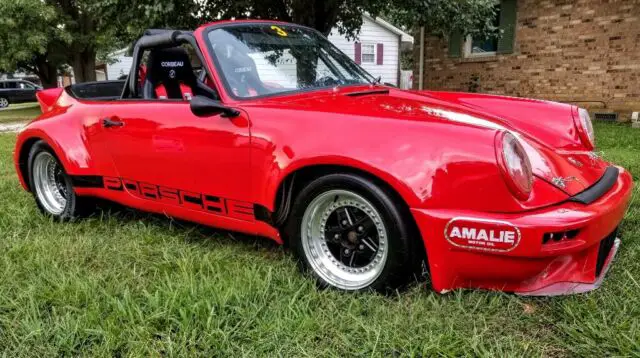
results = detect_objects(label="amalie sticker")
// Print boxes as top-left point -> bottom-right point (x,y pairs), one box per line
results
444,217 -> 521,252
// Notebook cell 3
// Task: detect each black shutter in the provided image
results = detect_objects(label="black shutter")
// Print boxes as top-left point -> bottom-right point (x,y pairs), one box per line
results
497,0 -> 517,54
448,32 -> 463,58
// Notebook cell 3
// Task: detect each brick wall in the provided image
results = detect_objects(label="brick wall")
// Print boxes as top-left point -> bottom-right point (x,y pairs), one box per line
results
416,0 -> 640,120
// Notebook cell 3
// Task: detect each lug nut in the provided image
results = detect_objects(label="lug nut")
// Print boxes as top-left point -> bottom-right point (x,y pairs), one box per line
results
344,249 -> 350,255
334,234 -> 340,239
358,244 -> 365,250
342,220 -> 347,225
358,226 -> 364,232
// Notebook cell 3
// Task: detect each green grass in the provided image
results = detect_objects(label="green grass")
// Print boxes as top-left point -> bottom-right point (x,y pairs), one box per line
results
0,102 -> 41,123
0,121 -> 638,356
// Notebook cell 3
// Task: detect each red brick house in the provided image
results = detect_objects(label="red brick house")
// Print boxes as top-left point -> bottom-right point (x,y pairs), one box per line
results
415,0 -> 640,121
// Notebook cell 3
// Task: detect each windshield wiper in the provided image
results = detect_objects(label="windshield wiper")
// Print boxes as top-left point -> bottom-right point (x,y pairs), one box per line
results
372,76 -> 382,85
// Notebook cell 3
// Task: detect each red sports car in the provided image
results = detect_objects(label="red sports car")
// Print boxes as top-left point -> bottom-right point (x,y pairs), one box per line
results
14,21 -> 633,295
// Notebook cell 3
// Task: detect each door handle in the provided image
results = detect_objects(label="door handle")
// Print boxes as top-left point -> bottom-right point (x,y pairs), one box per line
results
102,117 -> 124,128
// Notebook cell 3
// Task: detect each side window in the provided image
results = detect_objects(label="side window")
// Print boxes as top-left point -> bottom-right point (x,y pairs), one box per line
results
0,83 -> 4,89
5,82 -> 17,89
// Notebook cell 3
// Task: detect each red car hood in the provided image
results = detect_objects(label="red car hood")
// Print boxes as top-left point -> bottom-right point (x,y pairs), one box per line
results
257,87 -> 608,196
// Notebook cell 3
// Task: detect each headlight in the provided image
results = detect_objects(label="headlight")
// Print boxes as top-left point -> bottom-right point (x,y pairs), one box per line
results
575,108 -> 595,149
496,131 -> 533,201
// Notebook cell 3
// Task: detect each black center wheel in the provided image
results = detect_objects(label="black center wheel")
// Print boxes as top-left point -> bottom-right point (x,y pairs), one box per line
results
286,173 -> 423,292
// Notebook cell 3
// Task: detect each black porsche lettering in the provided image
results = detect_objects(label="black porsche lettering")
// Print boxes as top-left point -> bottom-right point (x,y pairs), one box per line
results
104,176 -> 124,191
158,186 -> 180,205
180,191 -> 204,210
122,179 -> 140,195
140,183 -> 159,199
203,195 -> 225,214
102,177 -> 255,220
227,199 -> 255,221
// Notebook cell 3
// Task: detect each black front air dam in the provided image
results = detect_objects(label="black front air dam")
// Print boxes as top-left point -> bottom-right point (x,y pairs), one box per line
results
569,166 -> 619,205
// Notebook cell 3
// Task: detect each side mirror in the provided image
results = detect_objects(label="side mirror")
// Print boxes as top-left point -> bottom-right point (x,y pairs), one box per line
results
190,95 -> 240,118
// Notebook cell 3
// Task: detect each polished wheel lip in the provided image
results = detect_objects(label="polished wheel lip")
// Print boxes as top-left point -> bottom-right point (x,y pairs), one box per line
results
32,152 -> 67,215
0,98 -> 8,108
301,189 -> 388,290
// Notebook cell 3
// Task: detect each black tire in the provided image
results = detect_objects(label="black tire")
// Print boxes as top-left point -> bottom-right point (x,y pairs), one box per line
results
0,97 -> 9,109
27,140 -> 94,220
286,173 -> 420,292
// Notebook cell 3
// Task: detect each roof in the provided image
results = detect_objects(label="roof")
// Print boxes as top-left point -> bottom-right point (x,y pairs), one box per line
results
362,13 -> 414,43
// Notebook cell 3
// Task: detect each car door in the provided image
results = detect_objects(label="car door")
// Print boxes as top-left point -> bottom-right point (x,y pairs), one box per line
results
3,81 -> 18,102
96,99 -> 254,221
17,81 -> 38,102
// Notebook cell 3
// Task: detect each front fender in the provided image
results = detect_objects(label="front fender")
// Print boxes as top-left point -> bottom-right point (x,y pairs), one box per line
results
247,107 -> 568,215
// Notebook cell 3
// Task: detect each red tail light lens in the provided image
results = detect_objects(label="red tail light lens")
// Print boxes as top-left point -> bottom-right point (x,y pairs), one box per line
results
496,131 -> 533,201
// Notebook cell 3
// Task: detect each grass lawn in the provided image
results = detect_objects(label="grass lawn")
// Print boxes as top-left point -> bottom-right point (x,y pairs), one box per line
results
0,103 -> 41,124
0,122 -> 638,356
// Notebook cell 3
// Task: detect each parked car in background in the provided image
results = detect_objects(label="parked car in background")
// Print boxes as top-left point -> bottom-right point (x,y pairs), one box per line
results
0,80 -> 42,108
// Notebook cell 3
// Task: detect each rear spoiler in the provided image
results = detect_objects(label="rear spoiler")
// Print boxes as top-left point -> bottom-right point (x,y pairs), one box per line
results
36,88 -> 64,113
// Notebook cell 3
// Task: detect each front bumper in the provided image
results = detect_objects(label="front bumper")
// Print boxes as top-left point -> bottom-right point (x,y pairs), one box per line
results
411,167 -> 633,295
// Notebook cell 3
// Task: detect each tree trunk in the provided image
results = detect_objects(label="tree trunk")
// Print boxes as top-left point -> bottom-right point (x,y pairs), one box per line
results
34,55 -> 59,88
71,49 -> 97,83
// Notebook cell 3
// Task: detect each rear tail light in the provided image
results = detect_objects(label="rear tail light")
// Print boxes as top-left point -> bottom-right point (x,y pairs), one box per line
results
575,108 -> 595,150
496,131 -> 533,201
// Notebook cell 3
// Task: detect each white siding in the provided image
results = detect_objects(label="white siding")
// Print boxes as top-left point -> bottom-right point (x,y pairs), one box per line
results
328,16 -> 400,85
106,54 -> 133,80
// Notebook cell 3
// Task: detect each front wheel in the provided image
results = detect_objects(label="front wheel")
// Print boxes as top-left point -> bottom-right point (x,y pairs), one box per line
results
0,97 -> 9,108
28,141 -> 94,220
287,173 -> 419,292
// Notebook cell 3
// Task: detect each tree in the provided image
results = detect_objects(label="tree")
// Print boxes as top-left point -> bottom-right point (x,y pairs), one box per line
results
389,0 -> 499,38
0,0 -> 70,88
105,0 -> 497,44
1,0 -> 496,86
197,0 -> 497,39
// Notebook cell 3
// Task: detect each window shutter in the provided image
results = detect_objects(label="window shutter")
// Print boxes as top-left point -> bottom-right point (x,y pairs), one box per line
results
497,0 -> 517,54
448,32 -> 463,58
376,44 -> 383,65
355,43 -> 362,64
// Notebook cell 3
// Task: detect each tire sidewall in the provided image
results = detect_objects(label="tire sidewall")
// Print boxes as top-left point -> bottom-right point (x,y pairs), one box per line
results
287,173 -> 413,292
27,141 -> 78,220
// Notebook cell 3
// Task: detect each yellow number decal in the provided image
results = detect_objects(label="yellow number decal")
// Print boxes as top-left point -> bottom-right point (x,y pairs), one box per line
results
271,25 -> 288,37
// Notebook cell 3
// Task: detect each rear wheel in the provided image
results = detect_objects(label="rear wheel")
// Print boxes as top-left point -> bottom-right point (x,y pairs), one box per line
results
287,173 -> 418,292
0,97 -> 8,108
28,141 -> 94,220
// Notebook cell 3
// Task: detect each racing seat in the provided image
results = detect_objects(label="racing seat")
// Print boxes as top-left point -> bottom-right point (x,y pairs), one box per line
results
218,50 -> 268,97
142,47 -> 200,100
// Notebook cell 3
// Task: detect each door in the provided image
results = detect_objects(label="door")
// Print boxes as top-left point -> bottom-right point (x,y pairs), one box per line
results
16,81 -> 38,102
96,100 -> 254,222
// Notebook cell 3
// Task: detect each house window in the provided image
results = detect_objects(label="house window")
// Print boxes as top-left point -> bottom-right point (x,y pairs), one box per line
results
448,0 -> 517,58
464,5 -> 501,57
361,44 -> 376,64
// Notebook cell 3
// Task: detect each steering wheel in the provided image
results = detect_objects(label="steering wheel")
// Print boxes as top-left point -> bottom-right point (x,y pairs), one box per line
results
314,76 -> 340,87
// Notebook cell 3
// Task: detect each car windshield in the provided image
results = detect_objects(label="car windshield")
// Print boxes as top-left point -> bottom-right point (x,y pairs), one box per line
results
207,24 -> 375,99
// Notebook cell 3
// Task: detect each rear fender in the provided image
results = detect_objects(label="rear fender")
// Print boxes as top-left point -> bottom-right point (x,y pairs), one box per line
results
15,94 -> 105,191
